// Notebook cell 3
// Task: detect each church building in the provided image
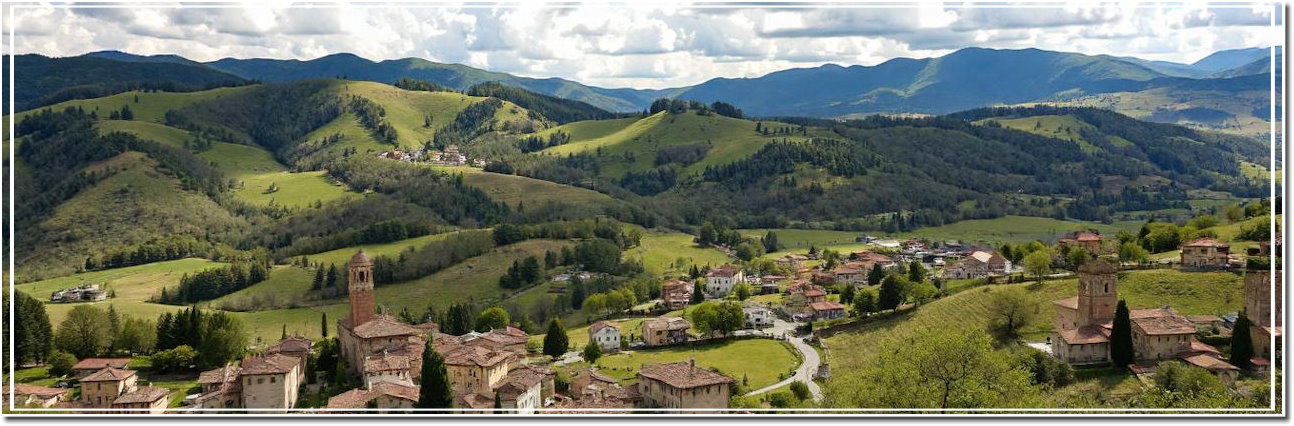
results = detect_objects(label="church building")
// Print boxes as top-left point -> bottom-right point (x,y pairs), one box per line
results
337,250 -> 437,384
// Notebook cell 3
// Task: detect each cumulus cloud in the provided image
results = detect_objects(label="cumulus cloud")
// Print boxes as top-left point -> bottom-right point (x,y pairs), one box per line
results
5,3 -> 1283,89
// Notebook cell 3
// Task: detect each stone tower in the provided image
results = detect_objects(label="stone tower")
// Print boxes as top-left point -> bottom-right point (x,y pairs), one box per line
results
1245,264 -> 1282,328
1077,259 -> 1119,326
348,249 -> 376,326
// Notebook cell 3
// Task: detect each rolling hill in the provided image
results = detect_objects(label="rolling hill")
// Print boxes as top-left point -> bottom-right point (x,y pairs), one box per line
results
4,54 -> 248,113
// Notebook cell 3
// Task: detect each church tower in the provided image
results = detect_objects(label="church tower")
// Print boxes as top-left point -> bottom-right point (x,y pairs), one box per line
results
348,249 -> 376,326
1077,259 -> 1118,326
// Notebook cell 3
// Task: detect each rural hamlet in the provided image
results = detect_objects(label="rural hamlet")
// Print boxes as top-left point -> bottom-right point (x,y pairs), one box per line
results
1,1 -> 1286,420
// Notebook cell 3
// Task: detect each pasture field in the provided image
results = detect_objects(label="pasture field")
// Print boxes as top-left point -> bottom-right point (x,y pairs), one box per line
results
624,229 -> 732,276
16,258 -> 226,325
431,165 -> 619,209
304,231 -> 467,267
593,339 -> 801,390
10,87 -> 257,124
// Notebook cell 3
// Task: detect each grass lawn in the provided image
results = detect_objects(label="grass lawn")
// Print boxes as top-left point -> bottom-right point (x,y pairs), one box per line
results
821,268 -> 1244,406
625,229 -> 732,276
738,229 -> 861,250
594,339 -> 801,389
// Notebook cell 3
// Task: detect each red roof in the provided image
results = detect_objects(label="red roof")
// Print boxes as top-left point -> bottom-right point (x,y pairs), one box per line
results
1057,325 -> 1110,345
111,386 -> 169,405
72,358 -> 131,371
808,301 -> 846,312
706,265 -> 741,278
637,362 -> 733,389
239,354 -> 298,375
80,367 -> 136,382
4,384 -> 69,397
1183,238 -> 1229,248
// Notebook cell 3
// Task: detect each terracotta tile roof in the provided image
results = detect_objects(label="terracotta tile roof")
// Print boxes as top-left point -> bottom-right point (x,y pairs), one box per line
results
802,287 -> 827,298
512,364 -> 555,377
326,389 -> 373,409
370,381 -> 419,402
832,264 -> 864,275
239,354 -> 298,375
1130,308 -> 1195,335
111,386 -> 169,405
637,362 -> 734,389
198,365 -> 241,384
80,367 -> 136,382
413,321 -> 440,333
441,345 -> 512,368
4,383 -> 70,397
642,317 -> 690,331
476,326 -> 529,346
1184,238 -> 1229,248
363,353 -> 412,373
1057,325 -> 1110,345
1182,354 -> 1240,372
350,315 -> 424,339
457,393 -> 494,409
266,337 -> 313,355
497,370 -> 542,397
809,301 -> 846,312
1053,297 -> 1079,310
350,249 -> 371,265
589,321 -> 619,335
1184,339 -> 1223,357
72,358 -> 131,371
706,265 -> 741,278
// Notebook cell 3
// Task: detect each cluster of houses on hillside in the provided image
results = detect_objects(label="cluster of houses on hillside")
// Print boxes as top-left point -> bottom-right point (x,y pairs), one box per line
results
49,283 -> 108,303
376,144 -> 487,168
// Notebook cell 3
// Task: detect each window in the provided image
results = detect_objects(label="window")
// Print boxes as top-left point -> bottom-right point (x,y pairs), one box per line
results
270,377 -> 276,384
258,378 -> 264,384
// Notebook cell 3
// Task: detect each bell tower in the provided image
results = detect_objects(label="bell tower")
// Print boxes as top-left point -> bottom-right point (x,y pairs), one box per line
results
348,249 -> 376,326
1077,259 -> 1118,326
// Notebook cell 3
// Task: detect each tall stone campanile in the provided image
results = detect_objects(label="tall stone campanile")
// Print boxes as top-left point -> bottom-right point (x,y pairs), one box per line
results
348,249 -> 376,326
1077,259 -> 1119,326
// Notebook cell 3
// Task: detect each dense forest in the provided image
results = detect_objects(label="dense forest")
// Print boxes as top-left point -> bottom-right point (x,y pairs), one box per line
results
467,82 -> 614,124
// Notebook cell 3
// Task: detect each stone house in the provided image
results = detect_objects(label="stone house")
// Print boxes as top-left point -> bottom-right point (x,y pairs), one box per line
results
362,353 -> 414,388
705,265 -> 744,298
945,251 -> 1010,279
238,354 -> 301,410
808,301 -> 847,321
637,360 -> 734,412
463,326 -> 529,356
782,283 -> 827,317
1180,238 -> 1231,269
641,317 -> 691,347
3,384 -> 70,408
510,364 -> 556,404
265,337 -> 313,384
1059,231 -> 1104,254
850,251 -> 897,274
1244,263 -> 1282,362
110,386 -> 170,414
1182,354 -> 1241,385
325,381 -> 419,413
79,367 -> 138,408
441,345 -> 515,396
495,370 -> 543,414
570,368 -> 620,400
195,364 -> 242,410
661,280 -> 694,310
831,263 -> 866,286
588,321 -> 622,352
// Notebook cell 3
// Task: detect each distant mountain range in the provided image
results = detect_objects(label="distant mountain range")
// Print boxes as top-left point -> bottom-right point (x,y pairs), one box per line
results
8,46 -> 1278,119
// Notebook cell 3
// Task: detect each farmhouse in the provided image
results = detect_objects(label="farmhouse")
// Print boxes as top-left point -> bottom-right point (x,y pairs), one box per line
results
642,317 -> 691,347
79,367 -> 138,408
194,364 -> 243,409
782,282 -> 828,317
337,250 -> 435,383
1180,238 -> 1231,269
50,283 -> 107,303
495,370 -> 543,414
238,353 -> 302,410
589,321 -> 622,352
72,358 -> 132,378
2,384 -> 70,408
441,345 -> 516,396
742,304 -> 773,329
661,280 -> 694,310
809,301 -> 847,321
945,251 -> 1010,279
831,263 -> 866,286
1059,231 -> 1104,254
705,265 -> 745,298
636,360 -> 734,412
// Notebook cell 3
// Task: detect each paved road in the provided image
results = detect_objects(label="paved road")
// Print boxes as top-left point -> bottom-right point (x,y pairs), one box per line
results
744,319 -> 823,402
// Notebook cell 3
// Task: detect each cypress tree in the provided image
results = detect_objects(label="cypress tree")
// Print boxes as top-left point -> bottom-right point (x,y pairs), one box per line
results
1109,300 -> 1135,369
321,312 -> 329,338
868,264 -> 885,286
326,264 -> 339,288
1231,312 -> 1255,370
542,319 -> 568,358
415,338 -> 454,410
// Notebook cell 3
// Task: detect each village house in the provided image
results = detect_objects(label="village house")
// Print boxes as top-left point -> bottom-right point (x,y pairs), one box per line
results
79,367 -> 138,408
1244,259 -> 1282,363
238,353 -> 302,410
2,384 -> 70,408
1051,260 -> 1239,373
110,386 -> 170,414
705,265 -> 745,298
809,301 -> 847,321
495,370 -> 544,414
637,360 -> 734,412
589,321 -> 622,352
782,282 -> 828,318
757,275 -> 786,294
661,280 -> 694,310
570,368 -> 620,400
945,250 -> 1011,279
325,381 -> 419,413
1059,231 -> 1104,254
71,358 -> 132,378
850,251 -> 898,273
362,352 -> 415,388
1180,238 -> 1232,269
742,304 -> 773,329
831,263 -> 866,286
510,364 -> 557,405
265,337 -> 313,384
194,364 -> 242,410
775,254 -> 808,269
337,250 -> 435,384
440,344 -> 516,397
641,317 -> 691,347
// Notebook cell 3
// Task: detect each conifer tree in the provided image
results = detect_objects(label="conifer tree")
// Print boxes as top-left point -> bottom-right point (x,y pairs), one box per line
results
312,266 -> 325,290
416,338 -> 454,409
1231,313 -> 1255,370
691,281 -> 705,304
542,319 -> 568,358
1109,300 -> 1135,369
321,312 -> 329,338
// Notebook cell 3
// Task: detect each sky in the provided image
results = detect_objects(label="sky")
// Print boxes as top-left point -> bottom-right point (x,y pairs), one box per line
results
3,2 -> 1283,89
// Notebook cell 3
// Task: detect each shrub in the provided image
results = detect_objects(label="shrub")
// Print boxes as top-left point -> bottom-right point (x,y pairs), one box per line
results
47,350 -> 77,377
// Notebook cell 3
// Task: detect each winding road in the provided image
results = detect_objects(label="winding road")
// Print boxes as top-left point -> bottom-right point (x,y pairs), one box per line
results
744,319 -> 824,402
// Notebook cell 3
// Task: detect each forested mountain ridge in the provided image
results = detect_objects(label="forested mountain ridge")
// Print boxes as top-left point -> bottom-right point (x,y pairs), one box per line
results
3,54 -> 250,113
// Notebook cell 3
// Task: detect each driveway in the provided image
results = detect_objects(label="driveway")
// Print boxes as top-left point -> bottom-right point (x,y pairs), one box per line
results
744,319 -> 823,402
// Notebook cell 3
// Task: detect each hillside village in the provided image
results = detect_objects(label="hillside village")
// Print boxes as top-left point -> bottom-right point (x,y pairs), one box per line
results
1,34 -> 1283,416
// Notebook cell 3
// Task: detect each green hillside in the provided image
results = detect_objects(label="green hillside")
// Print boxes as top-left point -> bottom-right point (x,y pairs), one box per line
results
433,165 -> 619,209
15,258 -> 226,325
625,229 -> 732,276
13,87 -> 256,123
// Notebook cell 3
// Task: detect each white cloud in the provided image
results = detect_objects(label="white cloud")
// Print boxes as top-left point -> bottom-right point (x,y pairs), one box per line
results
7,3 -> 1283,89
